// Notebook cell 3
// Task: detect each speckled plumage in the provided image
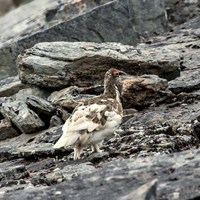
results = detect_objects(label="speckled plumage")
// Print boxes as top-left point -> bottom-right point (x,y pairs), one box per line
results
53,68 -> 126,160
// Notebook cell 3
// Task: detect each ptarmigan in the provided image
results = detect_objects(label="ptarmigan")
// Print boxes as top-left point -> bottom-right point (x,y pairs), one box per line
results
53,68 -> 126,160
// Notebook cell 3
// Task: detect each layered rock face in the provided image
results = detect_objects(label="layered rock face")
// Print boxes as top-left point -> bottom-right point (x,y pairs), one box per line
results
0,0 -> 168,79
0,0 -> 200,200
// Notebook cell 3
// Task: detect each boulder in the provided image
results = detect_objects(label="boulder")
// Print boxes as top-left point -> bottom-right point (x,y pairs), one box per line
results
17,41 -> 180,89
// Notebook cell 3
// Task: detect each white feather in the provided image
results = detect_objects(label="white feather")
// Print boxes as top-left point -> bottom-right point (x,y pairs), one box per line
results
54,97 -> 122,149
53,132 -> 79,149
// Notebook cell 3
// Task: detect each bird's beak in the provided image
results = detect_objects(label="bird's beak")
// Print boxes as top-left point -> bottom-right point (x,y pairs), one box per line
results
119,71 -> 127,76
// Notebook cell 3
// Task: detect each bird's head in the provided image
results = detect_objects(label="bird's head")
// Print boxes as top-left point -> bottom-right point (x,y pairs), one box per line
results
105,68 -> 127,80
103,68 -> 127,98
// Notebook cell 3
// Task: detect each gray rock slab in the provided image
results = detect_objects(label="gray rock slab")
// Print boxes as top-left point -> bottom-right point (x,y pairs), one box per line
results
17,41 -> 180,89
0,101 -> 45,134
0,0 -> 168,79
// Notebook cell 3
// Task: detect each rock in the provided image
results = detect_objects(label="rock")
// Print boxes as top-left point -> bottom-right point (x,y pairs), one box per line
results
0,126 -> 71,162
48,85 -> 103,105
18,143 -> 58,159
49,115 -> 63,128
115,107 -> 198,157
48,86 -> 96,111
88,152 -> 110,164
2,148 -> 200,200
151,17 -> 200,94
165,0 -> 200,25
0,76 -> 28,97
55,107 -> 70,122
1,1 -> 200,199
119,179 -> 157,200
14,86 -> 51,101
0,0 -> 168,80
0,146 -> 19,162
0,97 -> 14,109
26,95 -> 56,125
0,119 -> 19,141
0,101 -> 45,134
34,125 -> 63,145
62,162 -> 96,180
45,170 -> 64,184
48,74 -> 170,110
0,159 -> 28,189
120,74 -> 170,108
168,70 -> 200,93
17,41 -> 180,89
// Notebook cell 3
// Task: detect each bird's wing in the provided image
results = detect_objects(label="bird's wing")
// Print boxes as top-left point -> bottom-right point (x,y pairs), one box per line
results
62,103 -> 111,134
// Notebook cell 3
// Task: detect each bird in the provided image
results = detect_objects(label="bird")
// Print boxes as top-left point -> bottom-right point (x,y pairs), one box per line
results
53,68 -> 126,160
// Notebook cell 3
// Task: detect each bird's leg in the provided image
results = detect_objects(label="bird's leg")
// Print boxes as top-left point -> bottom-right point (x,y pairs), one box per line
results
91,144 -> 102,153
74,144 -> 82,160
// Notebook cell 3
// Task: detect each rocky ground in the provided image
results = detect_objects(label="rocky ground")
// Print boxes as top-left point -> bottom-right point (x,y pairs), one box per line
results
0,0 -> 200,200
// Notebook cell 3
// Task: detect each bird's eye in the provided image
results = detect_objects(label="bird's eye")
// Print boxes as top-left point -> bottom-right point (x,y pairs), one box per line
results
113,70 -> 120,76
113,70 -> 126,76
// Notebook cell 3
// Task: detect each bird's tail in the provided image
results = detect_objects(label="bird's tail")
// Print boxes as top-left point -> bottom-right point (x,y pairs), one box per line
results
53,132 -> 79,149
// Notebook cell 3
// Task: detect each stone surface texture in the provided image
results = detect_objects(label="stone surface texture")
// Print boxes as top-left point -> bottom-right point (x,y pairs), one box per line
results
0,0 -> 168,80
0,1 -> 200,200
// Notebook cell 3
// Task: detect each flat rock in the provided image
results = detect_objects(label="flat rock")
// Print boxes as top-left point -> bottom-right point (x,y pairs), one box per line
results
17,41 -> 180,89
